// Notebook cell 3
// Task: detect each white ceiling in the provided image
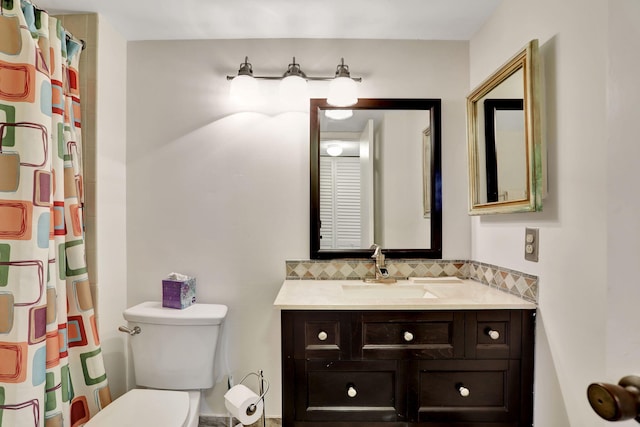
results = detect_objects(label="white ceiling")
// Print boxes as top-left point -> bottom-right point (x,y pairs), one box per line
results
34,0 -> 501,41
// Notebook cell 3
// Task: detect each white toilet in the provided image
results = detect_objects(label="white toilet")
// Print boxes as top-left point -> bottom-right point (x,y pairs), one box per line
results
86,301 -> 228,427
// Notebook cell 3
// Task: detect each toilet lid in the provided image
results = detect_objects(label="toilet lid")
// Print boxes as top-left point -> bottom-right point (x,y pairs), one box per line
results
86,389 -> 189,427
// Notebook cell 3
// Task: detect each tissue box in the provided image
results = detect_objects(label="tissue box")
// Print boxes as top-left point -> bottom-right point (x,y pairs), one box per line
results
162,277 -> 196,309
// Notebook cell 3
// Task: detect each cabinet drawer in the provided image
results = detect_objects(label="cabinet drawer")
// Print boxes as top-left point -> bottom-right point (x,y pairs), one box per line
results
358,311 -> 464,359
292,311 -> 351,359
465,311 -> 524,359
410,359 -> 520,423
294,360 -> 405,422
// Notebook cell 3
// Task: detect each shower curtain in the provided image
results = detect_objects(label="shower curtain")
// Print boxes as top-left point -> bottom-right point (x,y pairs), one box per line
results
0,1 -> 110,426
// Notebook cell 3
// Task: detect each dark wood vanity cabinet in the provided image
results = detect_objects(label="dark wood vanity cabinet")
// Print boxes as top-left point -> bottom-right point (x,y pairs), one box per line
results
281,309 -> 535,427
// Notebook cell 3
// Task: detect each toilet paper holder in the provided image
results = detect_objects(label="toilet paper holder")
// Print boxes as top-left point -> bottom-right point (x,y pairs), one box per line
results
239,370 -> 269,425
587,375 -> 640,423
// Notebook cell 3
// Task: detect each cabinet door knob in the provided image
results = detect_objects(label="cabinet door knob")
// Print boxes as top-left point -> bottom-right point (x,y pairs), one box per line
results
347,386 -> 357,398
458,385 -> 470,397
486,328 -> 500,340
317,331 -> 328,341
403,331 -> 414,342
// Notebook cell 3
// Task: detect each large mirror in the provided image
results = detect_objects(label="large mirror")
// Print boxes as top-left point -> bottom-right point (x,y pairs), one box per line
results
310,98 -> 442,259
467,39 -> 544,214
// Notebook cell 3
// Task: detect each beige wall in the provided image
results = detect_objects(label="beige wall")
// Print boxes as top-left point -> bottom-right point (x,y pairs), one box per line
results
75,2 -> 640,422
470,0 -> 640,426
94,14 -> 128,400
58,14 -> 129,400
606,0 -> 640,418
126,39 -> 471,415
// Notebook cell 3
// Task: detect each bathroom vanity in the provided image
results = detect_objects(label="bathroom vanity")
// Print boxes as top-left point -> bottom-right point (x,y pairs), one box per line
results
274,279 -> 536,427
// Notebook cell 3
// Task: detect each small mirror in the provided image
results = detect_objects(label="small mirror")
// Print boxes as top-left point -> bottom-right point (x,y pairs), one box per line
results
467,39 -> 544,214
310,98 -> 442,259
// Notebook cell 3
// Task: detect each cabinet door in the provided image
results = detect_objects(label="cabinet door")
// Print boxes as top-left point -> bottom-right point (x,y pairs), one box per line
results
408,359 -> 520,424
294,360 -> 406,422
291,311 -> 351,359
465,310 -> 522,359
356,311 -> 464,360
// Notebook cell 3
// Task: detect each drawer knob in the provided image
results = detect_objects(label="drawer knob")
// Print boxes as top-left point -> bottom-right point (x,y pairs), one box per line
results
403,331 -> 414,342
458,385 -> 470,397
317,331 -> 328,341
347,386 -> 357,398
486,328 -> 500,340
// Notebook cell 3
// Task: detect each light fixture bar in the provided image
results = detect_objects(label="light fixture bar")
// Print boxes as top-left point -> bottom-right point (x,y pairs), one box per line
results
226,75 -> 362,82
226,57 -> 362,81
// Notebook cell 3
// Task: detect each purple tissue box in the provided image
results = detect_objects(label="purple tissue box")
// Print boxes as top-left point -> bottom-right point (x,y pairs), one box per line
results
162,277 -> 196,309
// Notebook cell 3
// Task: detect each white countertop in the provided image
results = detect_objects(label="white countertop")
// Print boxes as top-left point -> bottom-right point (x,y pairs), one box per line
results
273,278 -> 536,310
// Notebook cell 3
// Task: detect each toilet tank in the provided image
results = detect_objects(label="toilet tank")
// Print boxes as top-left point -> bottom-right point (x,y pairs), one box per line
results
123,301 -> 228,390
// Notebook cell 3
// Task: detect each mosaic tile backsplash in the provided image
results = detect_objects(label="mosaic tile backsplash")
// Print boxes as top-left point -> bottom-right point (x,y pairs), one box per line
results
285,259 -> 538,303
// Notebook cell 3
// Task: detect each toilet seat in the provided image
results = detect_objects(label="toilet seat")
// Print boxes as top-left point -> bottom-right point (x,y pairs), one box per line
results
85,389 -> 189,427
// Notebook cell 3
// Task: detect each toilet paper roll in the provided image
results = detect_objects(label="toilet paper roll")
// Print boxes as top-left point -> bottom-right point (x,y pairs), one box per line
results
224,384 -> 263,425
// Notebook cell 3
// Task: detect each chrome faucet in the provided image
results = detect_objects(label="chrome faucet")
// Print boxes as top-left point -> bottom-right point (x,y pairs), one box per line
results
370,244 -> 386,278
365,244 -> 396,283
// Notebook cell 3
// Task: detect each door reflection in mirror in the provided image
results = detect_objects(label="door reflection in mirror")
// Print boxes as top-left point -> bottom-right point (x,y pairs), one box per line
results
483,99 -> 525,203
319,110 -> 430,250
319,119 -> 374,249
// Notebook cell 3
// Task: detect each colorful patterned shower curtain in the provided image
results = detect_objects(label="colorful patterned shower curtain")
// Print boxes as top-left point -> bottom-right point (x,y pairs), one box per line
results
0,1 -> 110,426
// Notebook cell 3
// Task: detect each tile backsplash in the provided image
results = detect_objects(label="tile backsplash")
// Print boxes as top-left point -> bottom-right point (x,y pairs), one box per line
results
285,259 -> 538,303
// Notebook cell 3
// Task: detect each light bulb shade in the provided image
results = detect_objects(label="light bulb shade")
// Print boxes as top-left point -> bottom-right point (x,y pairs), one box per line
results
324,109 -> 353,120
230,74 -> 259,105
279,75 -> 309,107
326,144 -> 343,156
327,77 -> 358,107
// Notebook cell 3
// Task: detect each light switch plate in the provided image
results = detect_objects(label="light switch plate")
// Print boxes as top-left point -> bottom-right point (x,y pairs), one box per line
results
524,228 -> 539,262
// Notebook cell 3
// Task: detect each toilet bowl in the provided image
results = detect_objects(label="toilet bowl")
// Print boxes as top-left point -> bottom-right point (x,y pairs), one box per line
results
86,302 -> 227,427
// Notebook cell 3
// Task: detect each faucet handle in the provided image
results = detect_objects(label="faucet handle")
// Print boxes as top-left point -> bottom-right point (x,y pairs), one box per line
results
370,243 -> 381,258
378,266 -> 390,278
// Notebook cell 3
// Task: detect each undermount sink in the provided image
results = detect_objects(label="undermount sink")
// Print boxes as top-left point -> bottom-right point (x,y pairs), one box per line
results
341,283 -> 439,299
341,277 -> 466,300
408,277 -> 464,284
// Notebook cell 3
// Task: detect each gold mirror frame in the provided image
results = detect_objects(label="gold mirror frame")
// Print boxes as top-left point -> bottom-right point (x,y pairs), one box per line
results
467,39 -> 544,215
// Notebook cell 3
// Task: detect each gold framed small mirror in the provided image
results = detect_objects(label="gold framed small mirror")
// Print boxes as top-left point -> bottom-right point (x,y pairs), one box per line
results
467,39 -> 544,214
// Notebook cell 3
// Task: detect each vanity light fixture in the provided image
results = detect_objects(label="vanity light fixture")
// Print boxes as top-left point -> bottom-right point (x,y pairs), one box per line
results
229,57 -> 260,106
279,57 -> 309,105
327,58 -> 358,107
227,57 -> 361,107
